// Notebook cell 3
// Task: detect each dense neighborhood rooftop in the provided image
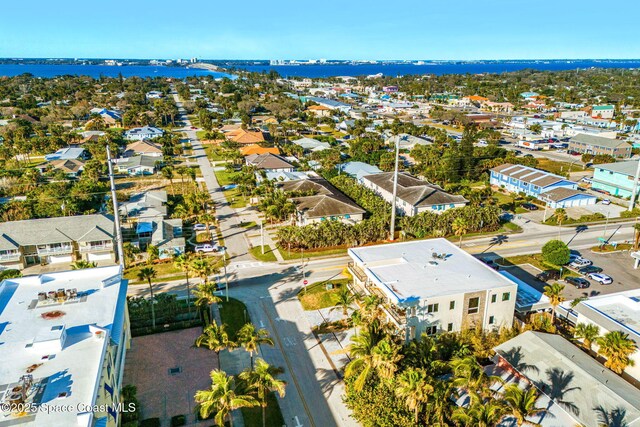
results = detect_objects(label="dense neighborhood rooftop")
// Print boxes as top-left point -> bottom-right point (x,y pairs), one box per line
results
363,172 -> 468,207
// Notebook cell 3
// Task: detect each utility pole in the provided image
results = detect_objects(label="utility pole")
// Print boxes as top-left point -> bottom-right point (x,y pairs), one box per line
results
106,145 -> 125,269
628,157 -> 640,211
301,247 -> 307,294
260,220 -> 265,254
389,136 -> 400,241
223,250 -> 229,302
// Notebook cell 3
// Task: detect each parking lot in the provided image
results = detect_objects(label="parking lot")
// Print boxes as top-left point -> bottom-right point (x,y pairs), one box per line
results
506,250 -> 640,301
522,202 -> 626,223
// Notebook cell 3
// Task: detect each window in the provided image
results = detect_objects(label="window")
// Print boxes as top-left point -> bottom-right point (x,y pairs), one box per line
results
447,323 -> 454,332
409,306 -> 417,317
427,303 -> 439,313
468,297 -> 480,314
425,325 -> 437,336
502,292 -> 511,301
489,316 -> 495,325
449,301 -> 455,310
491,294 -> 497,303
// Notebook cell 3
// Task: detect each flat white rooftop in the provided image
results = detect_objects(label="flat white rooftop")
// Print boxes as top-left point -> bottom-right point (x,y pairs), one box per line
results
0,266 -> 127,426
575,289 -> 640,344
348,238 -> 518,304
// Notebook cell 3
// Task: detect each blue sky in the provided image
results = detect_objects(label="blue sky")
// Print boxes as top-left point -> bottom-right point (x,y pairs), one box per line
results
2,0 -> 639,60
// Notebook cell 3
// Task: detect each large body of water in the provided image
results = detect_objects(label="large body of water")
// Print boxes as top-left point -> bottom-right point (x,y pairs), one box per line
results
238,60 -> 640,78
1,60 -> 640,79
0,63 -> 233,79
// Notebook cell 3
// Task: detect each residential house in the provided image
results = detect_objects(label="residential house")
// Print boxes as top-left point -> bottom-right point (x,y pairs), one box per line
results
494,331 -> 640,427
119,190 -> 185,259
145,90 -> 163,99
123,126 -> 164,141
571,290 -> 640,384
490,164 -> 597,208
115,155 -> 162,175
0,214 -> 115,270
263,171 -> 315,182
306,104 -> 332,118
239,144 -> 280,156
362,172 -> 468,216
292,137 -> 331,152
44,147 -> 89,162
337,161 -> 383,182
47,159 -> 85,178
382,86 -> 399,93
569,133 -> 632,159
245,153 -> 294,173
278,178 -> 365,225
306,96 -> 352,113
123,140 -> 163,157
387,133 -> 431,150
592,160 -> 640,198
251,115 -> 278,125
89,108 -> 122,126
0,266 -> 130,427
226,128 -> 266,145
591,104 -> 615,119
348,239 -> 517,341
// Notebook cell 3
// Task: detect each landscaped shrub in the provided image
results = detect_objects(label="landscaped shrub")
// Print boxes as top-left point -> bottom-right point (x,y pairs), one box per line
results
541,239 -> 570,266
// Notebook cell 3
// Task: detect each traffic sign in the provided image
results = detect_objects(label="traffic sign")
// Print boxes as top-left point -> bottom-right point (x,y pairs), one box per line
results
303,280 -> 308,285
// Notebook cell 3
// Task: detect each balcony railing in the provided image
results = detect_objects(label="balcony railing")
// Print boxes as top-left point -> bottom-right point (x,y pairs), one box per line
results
383,304 -> 407,326
348,262 -> 368,283
37,246 -> 73,255
80,244 -> 113,253
0,253 -> 20,261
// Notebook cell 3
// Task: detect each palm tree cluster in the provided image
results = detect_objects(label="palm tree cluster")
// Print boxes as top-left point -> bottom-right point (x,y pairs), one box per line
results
573,324 -> 637,375
195,321 -> 281,427
343,299 -> 550,427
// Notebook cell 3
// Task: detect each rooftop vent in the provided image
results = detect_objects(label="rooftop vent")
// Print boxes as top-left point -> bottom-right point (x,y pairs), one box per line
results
431,252 -> 449,261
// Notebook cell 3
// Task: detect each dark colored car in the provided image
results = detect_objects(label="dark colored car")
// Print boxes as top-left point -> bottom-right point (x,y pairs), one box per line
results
578,265 -> 603,275
521,203 -> 539,211
513,150 -> 522,156
566,276 -> 590,289
536,270 -> 561,282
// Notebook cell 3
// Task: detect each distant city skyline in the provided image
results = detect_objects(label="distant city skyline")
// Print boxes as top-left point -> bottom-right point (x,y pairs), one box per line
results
2,0 -> 640,60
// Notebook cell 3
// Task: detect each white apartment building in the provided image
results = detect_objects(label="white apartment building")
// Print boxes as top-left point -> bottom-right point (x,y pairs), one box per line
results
348,239 -> 517,341
0,266 -> 130,427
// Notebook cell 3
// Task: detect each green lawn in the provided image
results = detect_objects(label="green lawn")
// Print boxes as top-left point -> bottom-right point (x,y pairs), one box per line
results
125,262 -> 183,283
196,130 -> 208,140
213,169 -> 249,208
241,392 -> 285,427
218,297 -> 250,340
536,158 -> 584,176
240,221 -> 257,228
298,279 -> 351,311
591,243 -> 633,253
279,247 -> 348,261
498,254 -> 571,278
249,245 -> 277,262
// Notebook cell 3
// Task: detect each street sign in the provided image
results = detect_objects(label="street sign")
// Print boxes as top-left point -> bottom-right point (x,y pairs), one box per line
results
598,237 -> 606,243
303,280 -> 308,285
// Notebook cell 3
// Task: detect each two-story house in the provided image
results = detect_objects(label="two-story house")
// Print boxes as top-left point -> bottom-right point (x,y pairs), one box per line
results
591,160 -> 640,199
0,214 -> 116,270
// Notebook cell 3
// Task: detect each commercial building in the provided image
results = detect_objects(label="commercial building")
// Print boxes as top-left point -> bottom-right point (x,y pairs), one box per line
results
490,163 -> 597,208
494,331 -> 640,427
569,133 -> 632,159
348,239 -> 517,341
591,160 -> 640,199
0,266 -> 130,427
278,178 -> 365,225
0,214 -> 115,270
362,172 -> 468,216
571,290 -> 640,384
591,104 -> 615,119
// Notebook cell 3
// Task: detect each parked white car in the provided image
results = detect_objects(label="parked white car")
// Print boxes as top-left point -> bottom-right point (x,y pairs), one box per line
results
569,258 -> 592,269
193,223 -> 207,231
601,199 -> 611,205
194,244 -> 217,253
588,273 -> 613,285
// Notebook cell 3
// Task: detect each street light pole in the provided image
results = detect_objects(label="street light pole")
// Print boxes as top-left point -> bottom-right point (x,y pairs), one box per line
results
260,220 -> 265,255
223,250 -> 229,302
389,136 -> 400,241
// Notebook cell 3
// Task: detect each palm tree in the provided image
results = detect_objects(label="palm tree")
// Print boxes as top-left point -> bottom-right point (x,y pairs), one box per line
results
345,337 -> 401,391
191,257 -> 215,284
174,253 -> 193,315
237,323 -> 275,369
195,370 -> 258,427
596,331 -> 637,374
329,286 -> 356,319
371,338 -> 402,380
395,368 -> 433,424
239,358 -> 287,427
452,216 -> 470,247
200,213 -> 216,241
193,282 -> 222,324
502,384 -> 548,426
555,208 -> 567,236
426,379 -> 456,427
70,260 -> 97,270
196,323 -> 235,357
633,223 -> 640,251
137,267 -> 157,329
543,283 -> 565,323
573,323 -> 600,352
452,400 -> 506,427
450,355 -> 501,404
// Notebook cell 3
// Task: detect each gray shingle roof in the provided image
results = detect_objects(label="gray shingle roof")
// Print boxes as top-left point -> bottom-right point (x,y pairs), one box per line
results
0,214 -> 114,246
570,133 -> 629,149
246,153 -> 294,170
277,178 -> 365,219
363,172 -> 468,207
